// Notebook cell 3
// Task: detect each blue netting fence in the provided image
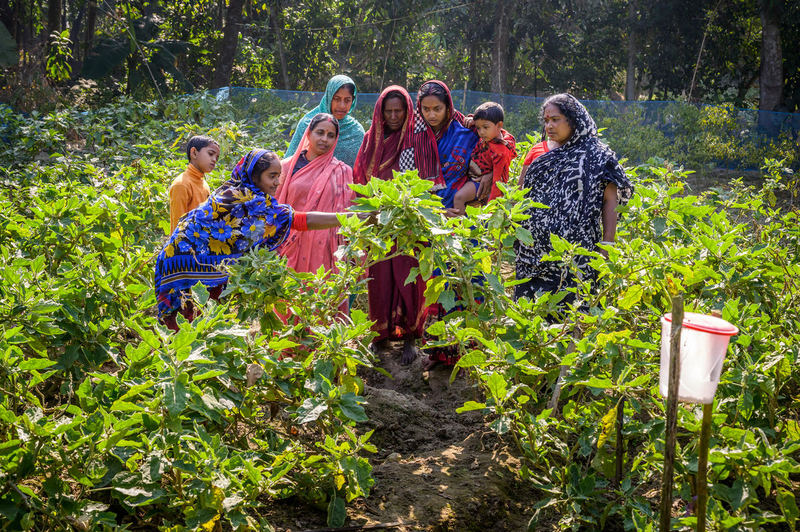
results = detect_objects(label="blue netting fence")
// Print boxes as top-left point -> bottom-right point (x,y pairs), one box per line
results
210,87 -> 800,171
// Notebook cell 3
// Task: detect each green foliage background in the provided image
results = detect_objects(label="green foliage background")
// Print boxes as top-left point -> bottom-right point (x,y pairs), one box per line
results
4,0 -> 800,115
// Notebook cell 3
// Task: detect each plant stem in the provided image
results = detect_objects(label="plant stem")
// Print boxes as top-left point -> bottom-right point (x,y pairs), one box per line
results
614,395 -> 625,489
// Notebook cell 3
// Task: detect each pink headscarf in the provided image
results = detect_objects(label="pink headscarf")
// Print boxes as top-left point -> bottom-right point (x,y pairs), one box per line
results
276,119 -> 355,275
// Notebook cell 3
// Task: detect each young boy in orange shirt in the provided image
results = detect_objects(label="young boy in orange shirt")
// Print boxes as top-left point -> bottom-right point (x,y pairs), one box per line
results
169,136 -> 220,231
453,102 -> 517,215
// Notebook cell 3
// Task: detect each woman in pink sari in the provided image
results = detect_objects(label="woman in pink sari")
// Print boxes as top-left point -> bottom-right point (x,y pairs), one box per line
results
353,86 -> 427,364
276,113 -> 355,313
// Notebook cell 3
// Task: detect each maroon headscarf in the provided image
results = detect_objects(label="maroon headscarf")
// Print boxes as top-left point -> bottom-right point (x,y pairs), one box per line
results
353,85 -> 414,185
397,80 -> 466,187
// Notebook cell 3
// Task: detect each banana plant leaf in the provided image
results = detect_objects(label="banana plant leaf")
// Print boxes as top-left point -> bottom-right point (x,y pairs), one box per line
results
0,22 -> 18,68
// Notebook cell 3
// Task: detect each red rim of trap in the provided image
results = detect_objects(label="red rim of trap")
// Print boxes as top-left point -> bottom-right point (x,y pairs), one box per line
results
663,312 -> 739,336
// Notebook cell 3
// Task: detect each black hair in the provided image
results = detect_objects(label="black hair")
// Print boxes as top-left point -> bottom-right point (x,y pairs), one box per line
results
539,93 -> 581,130
186,135 -> 219,161
250,150 -> 279,184
382,90 -> 408,111
418,82 -> 449,105
473,102 -> 504,124
308,113 -> 340,137
335,83 -> 355,98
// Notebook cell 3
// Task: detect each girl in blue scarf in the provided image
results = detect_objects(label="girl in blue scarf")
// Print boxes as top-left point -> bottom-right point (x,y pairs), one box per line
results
406,80 -> 479,211
285,75 -> 365,167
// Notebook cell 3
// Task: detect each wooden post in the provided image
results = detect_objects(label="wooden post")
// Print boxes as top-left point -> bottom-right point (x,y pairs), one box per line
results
659,295 -> 684,532
696,309 -> 721,531
696,403 -> 713,532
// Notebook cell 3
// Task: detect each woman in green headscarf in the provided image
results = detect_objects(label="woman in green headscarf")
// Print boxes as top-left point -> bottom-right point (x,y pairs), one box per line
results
285,75 -> 365,167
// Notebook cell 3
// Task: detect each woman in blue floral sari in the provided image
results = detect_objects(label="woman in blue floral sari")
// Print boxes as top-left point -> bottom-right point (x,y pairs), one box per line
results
155,149 -> 347,331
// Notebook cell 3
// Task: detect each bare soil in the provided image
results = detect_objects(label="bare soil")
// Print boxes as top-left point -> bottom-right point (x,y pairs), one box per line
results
260,342 -> 547,532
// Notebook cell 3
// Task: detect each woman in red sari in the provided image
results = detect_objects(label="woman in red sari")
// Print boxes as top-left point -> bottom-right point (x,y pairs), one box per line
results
353,86 -> 427,364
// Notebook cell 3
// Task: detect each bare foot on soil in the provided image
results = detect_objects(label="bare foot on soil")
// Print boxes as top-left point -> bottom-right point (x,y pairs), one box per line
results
369,338 -> 391,354
421,356 -> 440,371
400,335 -> 418,366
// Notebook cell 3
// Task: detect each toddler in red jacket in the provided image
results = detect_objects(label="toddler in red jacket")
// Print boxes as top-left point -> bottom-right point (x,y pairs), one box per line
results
452,102 -> 517,215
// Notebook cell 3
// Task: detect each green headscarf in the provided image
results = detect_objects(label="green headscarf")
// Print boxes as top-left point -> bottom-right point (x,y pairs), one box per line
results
285,75 -> 365,167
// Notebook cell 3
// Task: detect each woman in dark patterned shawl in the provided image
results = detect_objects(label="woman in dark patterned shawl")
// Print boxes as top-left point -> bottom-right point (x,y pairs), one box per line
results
515,93 -> 633,306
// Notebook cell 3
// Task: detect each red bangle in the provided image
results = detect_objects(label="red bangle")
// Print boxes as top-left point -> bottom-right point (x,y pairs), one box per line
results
291,211 -> 308,231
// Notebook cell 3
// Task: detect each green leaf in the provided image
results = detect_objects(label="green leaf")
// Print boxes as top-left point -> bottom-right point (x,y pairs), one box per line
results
295,398 -> 327,424
515,226 -> 534,246
777,488 -> 799,528
338,393 -> 368,423
83,39 -> 130,79
423,277 -> 446,307
30,301 -> 61,314
163,374 -> 189,419
192,369 -> 226,381
0,22 -> 18,67
485,372 -> 507,401
619,285 -> 644,310
439,289 -> 457,312
489,415 -> 511,434
19,358 -> 56,371
192,283 -> 210,305
110,400 -> 144,412
579,377 -> 614,389
327,495 -> 346,527
455,350 -> 486,368
456,401 -> 487,413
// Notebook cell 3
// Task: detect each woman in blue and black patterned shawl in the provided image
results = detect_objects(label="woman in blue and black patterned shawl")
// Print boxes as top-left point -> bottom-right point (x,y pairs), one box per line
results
515,94 -> 634,305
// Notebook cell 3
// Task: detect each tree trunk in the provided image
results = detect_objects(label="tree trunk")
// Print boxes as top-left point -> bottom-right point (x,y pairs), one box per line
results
83,0 -> 96,59
759,4 -> 783,111
625,0 -> 637,100
46,0 -> 61,47
126,55 -> 135,95
468,39 -> 477,91
14,0 -> 20,48
490,0 -> 510,95
68,1 -> 85,60
212,0 -> 245,89
270,2 -> 289,90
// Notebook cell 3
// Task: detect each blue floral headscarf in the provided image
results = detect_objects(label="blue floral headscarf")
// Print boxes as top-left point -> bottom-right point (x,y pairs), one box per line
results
285,75 -> 365,167
155,149 -> 293,315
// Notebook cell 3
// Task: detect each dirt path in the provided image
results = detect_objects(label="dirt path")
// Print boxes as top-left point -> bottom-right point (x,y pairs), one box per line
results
263,342 -> 542,532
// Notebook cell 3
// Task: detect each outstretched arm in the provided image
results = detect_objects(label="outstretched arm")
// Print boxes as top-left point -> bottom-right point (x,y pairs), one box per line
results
305,212 -> 343,230
303,211 -> 375,230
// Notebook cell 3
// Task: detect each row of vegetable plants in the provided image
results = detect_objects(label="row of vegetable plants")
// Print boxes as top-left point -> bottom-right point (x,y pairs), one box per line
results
0,93 -> 797,531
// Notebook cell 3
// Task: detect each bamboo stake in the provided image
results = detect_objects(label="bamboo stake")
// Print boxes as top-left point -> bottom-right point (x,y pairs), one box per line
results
696,403 -> 713,532
696,308 -> 722,531
659,295 -> 684,532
